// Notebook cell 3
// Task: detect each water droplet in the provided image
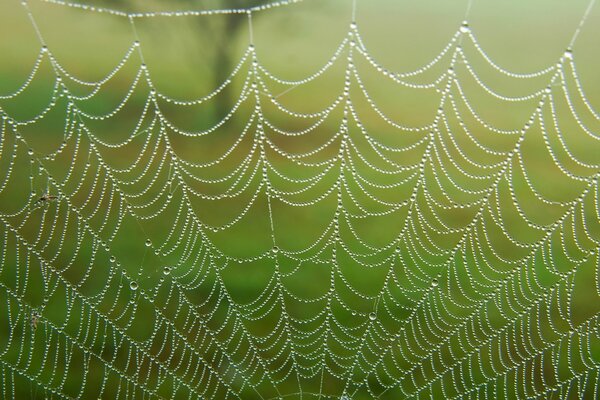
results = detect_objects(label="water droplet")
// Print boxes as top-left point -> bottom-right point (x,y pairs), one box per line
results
432,279 -> 439,287
130,281 -> 138,291
460,22 -> 470,33
368,312 -> 376,321
564,49 -> 573,60
163,266 -> 171,275
145,239 -> 152,247
272,246 -> 279,254
28,149 -> 34,156
109,256 -> 116,263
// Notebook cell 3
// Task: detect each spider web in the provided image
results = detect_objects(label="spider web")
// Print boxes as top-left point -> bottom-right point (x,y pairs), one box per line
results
1,0 -> 600,399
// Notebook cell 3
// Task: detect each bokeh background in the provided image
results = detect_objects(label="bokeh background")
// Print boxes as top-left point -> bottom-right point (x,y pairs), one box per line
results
0,0 -> 599,399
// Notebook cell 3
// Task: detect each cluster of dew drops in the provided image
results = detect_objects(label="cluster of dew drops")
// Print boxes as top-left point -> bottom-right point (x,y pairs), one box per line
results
103,238 -> 173,292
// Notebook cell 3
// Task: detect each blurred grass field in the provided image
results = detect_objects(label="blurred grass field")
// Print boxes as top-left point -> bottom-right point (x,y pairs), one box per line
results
1,0 -> 600,399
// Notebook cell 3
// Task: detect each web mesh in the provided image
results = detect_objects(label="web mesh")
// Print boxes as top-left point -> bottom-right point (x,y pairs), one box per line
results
0,0 -> 600,399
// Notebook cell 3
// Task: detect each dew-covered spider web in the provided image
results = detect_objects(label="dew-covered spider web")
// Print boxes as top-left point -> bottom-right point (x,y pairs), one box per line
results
1,0 -> 600,398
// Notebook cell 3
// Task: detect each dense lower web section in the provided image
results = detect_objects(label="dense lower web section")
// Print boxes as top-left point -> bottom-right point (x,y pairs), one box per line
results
1,1 -> 600,399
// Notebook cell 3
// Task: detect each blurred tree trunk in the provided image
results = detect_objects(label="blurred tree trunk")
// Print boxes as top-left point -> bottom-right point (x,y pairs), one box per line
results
211,12 -> 246,121
105,0 -> 267,120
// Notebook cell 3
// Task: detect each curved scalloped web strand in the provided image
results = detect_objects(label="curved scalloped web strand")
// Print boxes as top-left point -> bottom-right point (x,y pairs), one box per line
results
0,0 -> 599,399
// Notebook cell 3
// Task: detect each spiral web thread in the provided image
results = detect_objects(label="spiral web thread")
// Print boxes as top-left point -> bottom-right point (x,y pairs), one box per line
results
0,0 -> 600,399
